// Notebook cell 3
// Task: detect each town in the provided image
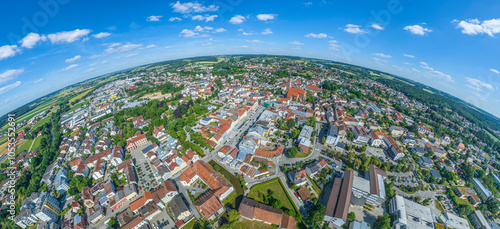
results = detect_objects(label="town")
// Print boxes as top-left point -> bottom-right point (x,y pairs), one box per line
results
1,56 -> 500,229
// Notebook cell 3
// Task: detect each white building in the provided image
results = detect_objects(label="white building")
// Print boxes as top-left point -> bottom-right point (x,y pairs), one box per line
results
389,195 -> 434,229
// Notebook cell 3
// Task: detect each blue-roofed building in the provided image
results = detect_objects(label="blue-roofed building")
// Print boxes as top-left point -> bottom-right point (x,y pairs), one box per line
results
473,178 -> 492,199
428,169 -> 442,181
54,168 -> 69,195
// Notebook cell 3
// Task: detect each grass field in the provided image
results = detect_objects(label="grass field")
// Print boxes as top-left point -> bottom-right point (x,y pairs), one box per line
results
247,178 -> 295,212
69,88 -> 93,103
423,89 -> 435,94
436,201 -> 445,212
485,130 -> 500,142
68,100 -> 90,112
31,116 -> 51,131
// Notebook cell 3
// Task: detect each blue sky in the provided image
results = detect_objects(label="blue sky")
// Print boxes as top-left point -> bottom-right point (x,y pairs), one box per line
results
1,0 -> 500,118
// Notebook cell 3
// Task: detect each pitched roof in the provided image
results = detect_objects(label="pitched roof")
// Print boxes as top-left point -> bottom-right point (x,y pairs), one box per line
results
238,197 -> 283,226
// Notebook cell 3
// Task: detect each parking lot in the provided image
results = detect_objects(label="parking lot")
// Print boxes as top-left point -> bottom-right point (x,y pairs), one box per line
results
130,141 -> 159,192
148,207 -> 176,229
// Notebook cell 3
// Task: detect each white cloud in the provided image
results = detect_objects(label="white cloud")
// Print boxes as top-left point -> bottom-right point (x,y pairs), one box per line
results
404,24 -> 432,35
453,18 -> 500,37
101,61 -> 108,64
147,15 -> 163,22
0,45 -> 20,60
328,40 -> 340,51
288,41 -> 304,45
171,1 -> 219,14
490,69 -> 499,74
0,68 -> 24,85
229,15 -> 246,24
169,17 -> 182,22
344,24 -> 367,34
214,28 -> 227,33
93,32 -> 111,38
419,62 -> 453,82
33,78 -> 44,83
305,33 -> 328,38
84,68 -> 95,73
146,45 -> 157,48
246,39 -> 264,43
165,46 -> 172,49
0,81 -> 21,95
105,43 -> 143,53
372,53 -> 392,58
19,33 -> 47,48
65,55 -> 82,63
403,53 -> 415,58
61,64 -> 78,72
194,25 -> 213,32
371,24 -> 384,30
191,15 -> 218,22
89,54 -> 106,59
256,14 -> 277,21
466,77 -> 494,91
241,30 -> 253,36
47,29 -> 91,43
126,53 -> 139,58
180,29 -> 197,37
261,28 -> 273,35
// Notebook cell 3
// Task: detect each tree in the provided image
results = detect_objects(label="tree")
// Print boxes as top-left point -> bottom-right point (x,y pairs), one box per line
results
347,132 -> 354,140
228,210 -> 240,223
321,137 -> 326,144
307,204 -> 325,228
271,198 -> 282,209
292,129 -> 300,139
281,122 -> 289,130
347,212 -> 356,222
374,213 -> 391,229
353,159 -> 362,169
108,218 -> 119,228
288,146 -> 299,158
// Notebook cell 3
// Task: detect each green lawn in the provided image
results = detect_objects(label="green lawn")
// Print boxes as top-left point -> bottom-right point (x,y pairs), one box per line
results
230,219 -> 276,229
247,178 -> 295,213
14,139 -> 32,154
31,116 -> 51,132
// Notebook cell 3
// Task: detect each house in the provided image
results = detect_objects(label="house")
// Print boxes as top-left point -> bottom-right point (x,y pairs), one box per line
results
305,160 -> 327,177
287,169 -> 308,186
169,195 -> 191,222
411,147 -> 426,157
194,189 -> 225,220
429,170 -> 442,181
54,168 -> 70,194
126,132 -> 148,151
238,197 -> 296,229
151,180 -> 178,209
389,126 -> 405,136
418,156 -> 434,168
179,161 -> 234,202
